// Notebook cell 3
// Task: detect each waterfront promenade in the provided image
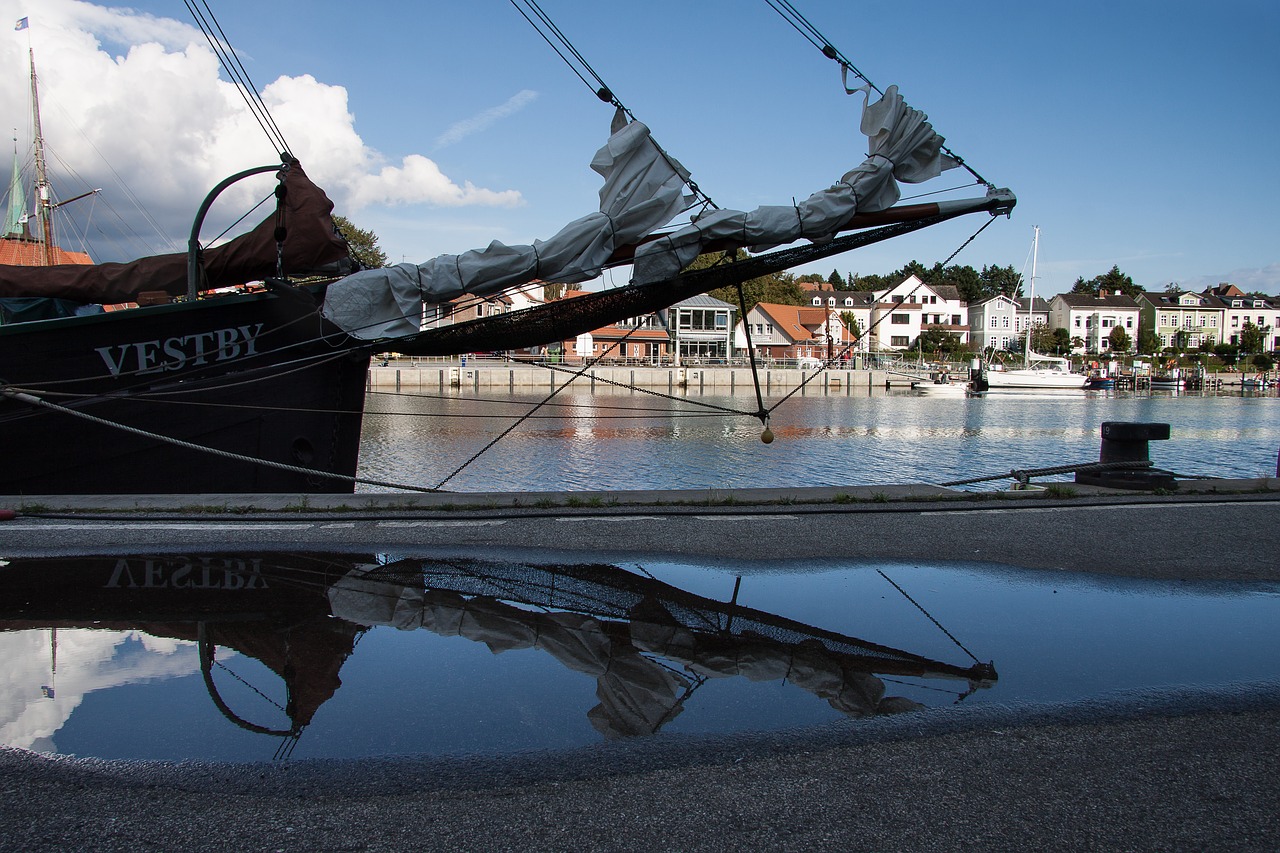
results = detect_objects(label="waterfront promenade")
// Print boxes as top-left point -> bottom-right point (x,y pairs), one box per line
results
366,358 -> 1261,393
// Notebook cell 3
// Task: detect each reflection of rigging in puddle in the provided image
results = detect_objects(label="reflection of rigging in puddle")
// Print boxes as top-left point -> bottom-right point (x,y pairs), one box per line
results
0,554 -> 996,756
327,559 -> 997,738
41,628 -> 56,700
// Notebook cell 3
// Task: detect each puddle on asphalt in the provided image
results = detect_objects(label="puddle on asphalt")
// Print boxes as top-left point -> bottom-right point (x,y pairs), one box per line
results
0,552 -> 1276,762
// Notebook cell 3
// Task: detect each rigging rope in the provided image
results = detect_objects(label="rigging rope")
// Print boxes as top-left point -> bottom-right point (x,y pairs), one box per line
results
762,0 -> 991,189
2,387 -> 440,493
760,213 -> 999,414
877,569 -> 982,664
184,0 -> 292,157
506,0 -> 718,212
433,323 -> 667,489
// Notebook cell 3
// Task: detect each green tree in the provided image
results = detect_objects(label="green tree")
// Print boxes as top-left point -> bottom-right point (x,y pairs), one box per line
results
839,311 -> 863,341
1252,353 -> 1275,371
796,272 -> 824,283
332,214 -> 388,269
1239,321 -> 1266,354
929,262 -> 984,304
980,264 -> 1023,298
826,269 -> 846,289
1108,325 -> 1132,354
1050,327 -> 1072,355
847,271 -> 892,291
912,327 -> 962,354
1214,342 -> 1239,367
1137,328 -> 1161,354
1070,265 -> 1142,299
696,250 -> 804,314
543,282 -> 566,300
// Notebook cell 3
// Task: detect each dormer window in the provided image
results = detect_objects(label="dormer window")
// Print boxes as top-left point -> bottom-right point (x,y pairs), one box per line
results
811,297 -> 821,306
827,297 -> 836,307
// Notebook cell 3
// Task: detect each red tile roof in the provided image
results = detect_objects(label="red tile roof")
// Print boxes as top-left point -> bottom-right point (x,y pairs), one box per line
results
0,238 -> 93,266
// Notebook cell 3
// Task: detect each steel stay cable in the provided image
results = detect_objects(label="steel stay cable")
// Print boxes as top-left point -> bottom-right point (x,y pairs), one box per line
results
763,0 -> 990,188
506,0 -> 717,212
763,213 -> 999,415
433,322 -> 660,489
876,569 -> 982,664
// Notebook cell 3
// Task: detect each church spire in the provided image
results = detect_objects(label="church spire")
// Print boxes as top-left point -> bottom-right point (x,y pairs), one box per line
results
4,136 -> 29,238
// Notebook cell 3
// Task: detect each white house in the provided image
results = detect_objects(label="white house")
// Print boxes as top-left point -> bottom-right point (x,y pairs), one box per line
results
1209,285 -> 1280,351
867,275 -> 969,351
968,294 -> 1048,353
1050,292 -> 1141,354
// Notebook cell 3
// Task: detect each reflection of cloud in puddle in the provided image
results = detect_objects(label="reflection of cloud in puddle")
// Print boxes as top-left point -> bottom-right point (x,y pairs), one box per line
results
0,630 -> 200,753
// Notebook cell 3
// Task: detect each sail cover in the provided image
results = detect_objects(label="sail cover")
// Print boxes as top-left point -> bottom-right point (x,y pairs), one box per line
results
322,84 -> 958,341
322,110 -> 695,339
0,162 -> 350,304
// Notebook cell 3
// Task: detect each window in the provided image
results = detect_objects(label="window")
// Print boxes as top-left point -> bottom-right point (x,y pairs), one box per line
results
890,336 -> 910,347
952,315 -> 961,325
989,317 -> 998,328
1198,316 -> 1206,326
1209,316 -> 1217,327
1074,317 -> 1081,327
1003,317 -> 1011,328
811,297 -> 821,306
891,313 -> 910,324
1126,318 -> 1133,328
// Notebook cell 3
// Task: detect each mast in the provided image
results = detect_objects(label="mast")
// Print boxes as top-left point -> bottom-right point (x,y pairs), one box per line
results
29,48 -> 54,266
1026,225 -> 1039,363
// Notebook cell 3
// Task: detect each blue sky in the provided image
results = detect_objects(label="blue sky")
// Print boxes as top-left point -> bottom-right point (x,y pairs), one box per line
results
5,0 -> 1278,296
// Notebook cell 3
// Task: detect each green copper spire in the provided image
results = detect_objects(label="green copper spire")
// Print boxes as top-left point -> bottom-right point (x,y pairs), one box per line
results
4,139 -> 27,238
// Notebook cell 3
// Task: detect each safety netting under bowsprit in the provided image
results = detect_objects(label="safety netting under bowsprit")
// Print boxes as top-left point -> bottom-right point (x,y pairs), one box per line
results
355,557 -> 977,678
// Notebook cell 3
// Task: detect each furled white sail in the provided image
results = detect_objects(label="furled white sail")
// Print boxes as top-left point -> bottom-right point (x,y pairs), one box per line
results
322,84 -> 957,340
632,85 -> 957,283
323,110 -> 694,339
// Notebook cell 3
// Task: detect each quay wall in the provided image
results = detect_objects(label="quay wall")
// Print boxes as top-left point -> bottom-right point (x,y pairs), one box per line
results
366,363 -> 915,393
366,362 -> 1259,393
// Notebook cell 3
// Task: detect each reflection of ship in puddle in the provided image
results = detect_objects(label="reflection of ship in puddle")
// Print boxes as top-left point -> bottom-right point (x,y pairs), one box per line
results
0,554 -> 996,753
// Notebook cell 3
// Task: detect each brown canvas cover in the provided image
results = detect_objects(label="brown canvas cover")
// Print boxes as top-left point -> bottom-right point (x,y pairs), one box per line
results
0,161 -> 351,304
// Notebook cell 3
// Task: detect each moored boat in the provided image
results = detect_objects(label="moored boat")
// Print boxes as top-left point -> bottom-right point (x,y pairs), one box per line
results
975,228 -> 1086,393
0,4 -> 1015,495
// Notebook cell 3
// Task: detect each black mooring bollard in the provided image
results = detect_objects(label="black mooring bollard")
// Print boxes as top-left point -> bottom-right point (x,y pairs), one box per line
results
1076,422 -> 1175,490
1098,421 -> 1171,464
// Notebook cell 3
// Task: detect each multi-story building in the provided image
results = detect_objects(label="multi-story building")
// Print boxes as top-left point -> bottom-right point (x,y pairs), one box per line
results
868,275 -> 969,351
555,293 -> 737,363
1050,291 -> 1141,354
968,295 -> 1049,353
1206,284 -> 1280,351
1136,290 -> 1223,352
737,301 -> 858,361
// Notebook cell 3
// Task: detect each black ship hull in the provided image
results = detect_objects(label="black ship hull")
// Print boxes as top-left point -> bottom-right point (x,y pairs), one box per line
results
0,284 -> 370,495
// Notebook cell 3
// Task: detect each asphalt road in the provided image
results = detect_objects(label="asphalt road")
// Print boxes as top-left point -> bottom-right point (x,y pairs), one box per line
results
6,492 -> 1278,582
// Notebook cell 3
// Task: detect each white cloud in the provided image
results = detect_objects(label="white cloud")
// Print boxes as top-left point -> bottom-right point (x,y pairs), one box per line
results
1179,263 -> 1280,295
2,0 -> 522,260
435,89 -> 539,149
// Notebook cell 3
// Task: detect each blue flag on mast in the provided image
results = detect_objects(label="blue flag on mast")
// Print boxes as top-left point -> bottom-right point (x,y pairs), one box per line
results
15,17 -> 29,31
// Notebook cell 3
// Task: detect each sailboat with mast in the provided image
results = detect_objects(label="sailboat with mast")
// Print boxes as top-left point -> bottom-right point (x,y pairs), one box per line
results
1,49 -> 94,278
0,2 -> 1017,495
978,227 -> 1086,392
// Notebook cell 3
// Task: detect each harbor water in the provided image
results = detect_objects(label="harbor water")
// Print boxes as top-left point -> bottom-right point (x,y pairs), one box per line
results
357,387 -> 1280,492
